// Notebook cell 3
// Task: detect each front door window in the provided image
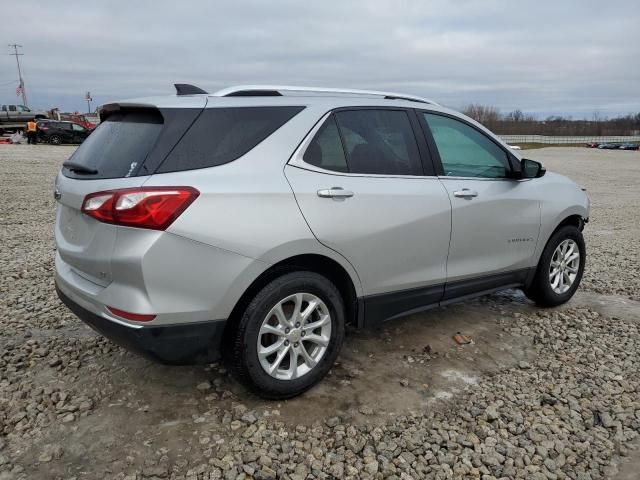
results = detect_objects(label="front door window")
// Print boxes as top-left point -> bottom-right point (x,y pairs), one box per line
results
424,113 -> 509,178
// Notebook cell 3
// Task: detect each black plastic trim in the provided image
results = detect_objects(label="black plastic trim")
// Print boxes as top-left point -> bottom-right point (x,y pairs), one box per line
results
56,286 -> 226,365
363,284 -> 444,327
383,95 -> 429,104
225,90 -> 282,97
174,84 -> 208,95
407,109 -> 438,176
361,268 -> 531,328
442,268 -> 530,301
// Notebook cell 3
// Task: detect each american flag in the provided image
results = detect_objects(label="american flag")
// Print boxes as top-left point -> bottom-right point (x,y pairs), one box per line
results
16,84 -> 22,97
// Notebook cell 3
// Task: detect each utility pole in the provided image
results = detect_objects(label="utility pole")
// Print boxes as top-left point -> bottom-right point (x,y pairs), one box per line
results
85,91 -> 92,114
8,44 -> 28,107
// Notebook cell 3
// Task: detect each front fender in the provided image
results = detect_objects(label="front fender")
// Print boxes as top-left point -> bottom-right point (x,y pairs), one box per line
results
533,172 -> 590,264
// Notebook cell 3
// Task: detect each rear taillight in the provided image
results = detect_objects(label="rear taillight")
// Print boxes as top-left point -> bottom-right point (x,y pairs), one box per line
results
81,187 -> 199,230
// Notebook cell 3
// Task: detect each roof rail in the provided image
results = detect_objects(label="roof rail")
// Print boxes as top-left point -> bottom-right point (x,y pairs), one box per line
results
211,85 -> 439,105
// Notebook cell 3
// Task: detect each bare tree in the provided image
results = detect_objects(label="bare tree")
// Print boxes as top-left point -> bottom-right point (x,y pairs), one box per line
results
462,104 -> 501,129
460,104 -> 640,136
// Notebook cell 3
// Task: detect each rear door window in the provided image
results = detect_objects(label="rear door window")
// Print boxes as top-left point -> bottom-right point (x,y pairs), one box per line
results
334,110 -> 423,175
157,106 -> 304,173
63,110 -> 163,179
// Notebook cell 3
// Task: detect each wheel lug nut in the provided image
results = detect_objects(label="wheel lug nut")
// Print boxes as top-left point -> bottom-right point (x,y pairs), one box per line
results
284,340 -> 289,346
294,342 -> 299,347
285,328 -> 290,333
295,322 -> 300,328
301,331 -> 305,337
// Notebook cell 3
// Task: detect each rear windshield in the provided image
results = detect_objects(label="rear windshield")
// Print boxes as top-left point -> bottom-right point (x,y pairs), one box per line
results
64,110 -> 162,179
156,106 -> 304,173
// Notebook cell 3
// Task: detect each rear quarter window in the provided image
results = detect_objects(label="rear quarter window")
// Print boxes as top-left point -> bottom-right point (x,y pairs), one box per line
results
156,106 -> 304,173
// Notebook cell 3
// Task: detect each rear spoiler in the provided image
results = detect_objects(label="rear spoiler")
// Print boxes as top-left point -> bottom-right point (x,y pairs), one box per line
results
98,102 -> 157,122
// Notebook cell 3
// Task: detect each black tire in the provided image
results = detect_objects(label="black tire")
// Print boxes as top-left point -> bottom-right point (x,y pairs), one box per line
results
49,135 -> 61,145
524,225 -> 586,307
227,271 -> 345,399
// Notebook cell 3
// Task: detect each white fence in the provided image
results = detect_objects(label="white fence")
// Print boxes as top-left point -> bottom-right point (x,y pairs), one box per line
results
498,135 -> 640,144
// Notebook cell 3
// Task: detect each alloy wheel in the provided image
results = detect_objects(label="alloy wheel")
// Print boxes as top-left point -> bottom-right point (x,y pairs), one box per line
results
549,239 -> 580,294
257,292 -> 331,381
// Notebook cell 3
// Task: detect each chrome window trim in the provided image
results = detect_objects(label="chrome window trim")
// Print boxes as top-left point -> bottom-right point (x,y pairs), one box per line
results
288,111 -> 438,179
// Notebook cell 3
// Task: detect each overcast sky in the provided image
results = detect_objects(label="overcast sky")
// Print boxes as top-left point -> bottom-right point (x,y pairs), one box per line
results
2,0 -> 639,117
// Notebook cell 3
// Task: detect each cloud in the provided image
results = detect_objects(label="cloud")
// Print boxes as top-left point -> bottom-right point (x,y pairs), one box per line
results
2,0 -> 638,117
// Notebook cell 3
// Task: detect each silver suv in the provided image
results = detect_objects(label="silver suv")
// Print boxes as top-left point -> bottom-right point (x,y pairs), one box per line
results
55,85 -> 589,398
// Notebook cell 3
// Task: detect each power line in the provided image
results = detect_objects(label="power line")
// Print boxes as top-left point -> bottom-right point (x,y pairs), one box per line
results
8,44 -> 28,107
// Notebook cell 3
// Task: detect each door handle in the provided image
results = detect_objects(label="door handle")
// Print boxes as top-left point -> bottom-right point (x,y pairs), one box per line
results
453,188 -> 478,198
317,187 -> 354,199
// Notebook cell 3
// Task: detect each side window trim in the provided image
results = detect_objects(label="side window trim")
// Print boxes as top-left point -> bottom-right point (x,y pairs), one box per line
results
292,107 -> 438,178
417,110 -> 519,179
407,109 -> 437,176
333,113 -> 351,172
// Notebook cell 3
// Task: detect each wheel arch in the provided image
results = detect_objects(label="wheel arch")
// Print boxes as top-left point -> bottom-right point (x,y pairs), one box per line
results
552,213 -> 586,233
528,213 -> 587,288
223,253 -> 360,347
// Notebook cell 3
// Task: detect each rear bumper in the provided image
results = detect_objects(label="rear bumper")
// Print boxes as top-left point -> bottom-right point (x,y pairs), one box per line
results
56,285 -> 227,364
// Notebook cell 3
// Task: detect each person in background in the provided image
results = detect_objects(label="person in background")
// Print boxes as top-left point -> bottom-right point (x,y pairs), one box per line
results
26,119 -> 38,145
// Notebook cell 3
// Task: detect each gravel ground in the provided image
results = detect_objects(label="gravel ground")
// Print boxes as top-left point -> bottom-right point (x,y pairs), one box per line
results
0,145 -> 639,480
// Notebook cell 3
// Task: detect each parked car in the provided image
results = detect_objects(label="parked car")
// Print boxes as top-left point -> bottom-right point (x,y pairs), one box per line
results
54,84 -> 590,399
0,104 -> 48,123
585,142 -> 599,148
37,120 -> 91,145
618,143 -> 639,150
597,143 -> 620,149
57,113 -> 97,130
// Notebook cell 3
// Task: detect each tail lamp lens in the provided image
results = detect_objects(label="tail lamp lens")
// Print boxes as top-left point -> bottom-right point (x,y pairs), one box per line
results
81,187 -> 199,230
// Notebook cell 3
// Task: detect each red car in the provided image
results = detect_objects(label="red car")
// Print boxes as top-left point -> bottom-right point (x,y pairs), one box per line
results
58,113 -> 96,130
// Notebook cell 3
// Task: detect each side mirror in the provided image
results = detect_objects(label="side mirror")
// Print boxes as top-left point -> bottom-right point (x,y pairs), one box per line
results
521,158 -> 546,179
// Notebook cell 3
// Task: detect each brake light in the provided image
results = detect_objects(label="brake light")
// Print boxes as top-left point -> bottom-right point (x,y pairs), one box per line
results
107,306 -> 156,322
81,187 -> 199,230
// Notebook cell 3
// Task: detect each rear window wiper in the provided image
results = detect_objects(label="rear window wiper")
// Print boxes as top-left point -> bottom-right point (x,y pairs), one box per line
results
62,161 -> 98,175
